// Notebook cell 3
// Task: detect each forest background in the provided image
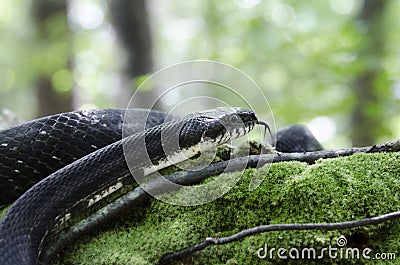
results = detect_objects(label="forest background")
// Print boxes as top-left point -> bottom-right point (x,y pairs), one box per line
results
0,0 -> 399,149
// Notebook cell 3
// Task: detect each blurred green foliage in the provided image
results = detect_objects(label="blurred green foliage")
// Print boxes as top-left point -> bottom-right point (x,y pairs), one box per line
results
0,0 -> 398,147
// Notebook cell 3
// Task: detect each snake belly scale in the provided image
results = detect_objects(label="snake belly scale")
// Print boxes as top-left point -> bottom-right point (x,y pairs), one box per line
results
0,107 -> 258,265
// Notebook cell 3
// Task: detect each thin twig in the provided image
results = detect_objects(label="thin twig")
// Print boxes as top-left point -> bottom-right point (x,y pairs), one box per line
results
158,211 -> 400,264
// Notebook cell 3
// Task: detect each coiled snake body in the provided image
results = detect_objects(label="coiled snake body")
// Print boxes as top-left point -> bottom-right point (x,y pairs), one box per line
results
0,108 -> 259,265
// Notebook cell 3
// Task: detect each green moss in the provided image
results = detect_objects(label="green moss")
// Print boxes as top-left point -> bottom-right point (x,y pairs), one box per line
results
0,206 -> 9,219
48,152 -> 400,264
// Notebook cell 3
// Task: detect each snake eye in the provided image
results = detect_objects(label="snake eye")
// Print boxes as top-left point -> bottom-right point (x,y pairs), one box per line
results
228,115 -> 240,124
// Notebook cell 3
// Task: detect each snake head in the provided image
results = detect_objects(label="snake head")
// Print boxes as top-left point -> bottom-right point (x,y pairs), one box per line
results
124,107 -> 262,177
178,107 -> 259,148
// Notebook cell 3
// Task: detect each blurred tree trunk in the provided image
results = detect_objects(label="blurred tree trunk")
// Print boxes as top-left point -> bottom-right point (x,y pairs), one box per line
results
350,0 -> 389,146
32,0 -> 73,117
110,0 -> 158,109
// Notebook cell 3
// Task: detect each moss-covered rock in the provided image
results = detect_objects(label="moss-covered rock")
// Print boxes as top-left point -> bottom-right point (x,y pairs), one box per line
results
53,152 -> 400,265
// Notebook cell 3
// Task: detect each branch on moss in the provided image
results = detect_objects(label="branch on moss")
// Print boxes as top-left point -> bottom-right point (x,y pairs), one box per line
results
270,138 -> 400,164
158,211 -> 400,265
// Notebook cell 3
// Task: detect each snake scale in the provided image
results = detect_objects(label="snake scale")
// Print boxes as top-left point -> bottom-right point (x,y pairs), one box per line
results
0,108 -> 321,264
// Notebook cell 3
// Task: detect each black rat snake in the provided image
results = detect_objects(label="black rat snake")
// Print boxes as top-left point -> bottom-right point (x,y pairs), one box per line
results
0,108 -> 321,265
